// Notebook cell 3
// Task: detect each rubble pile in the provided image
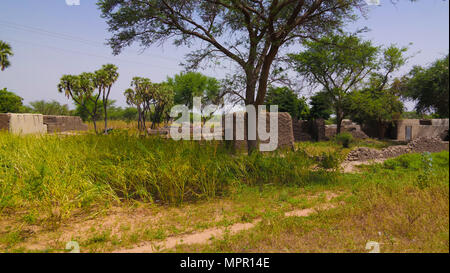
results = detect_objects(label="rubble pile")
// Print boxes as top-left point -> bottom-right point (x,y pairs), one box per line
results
346,137 -> 449,162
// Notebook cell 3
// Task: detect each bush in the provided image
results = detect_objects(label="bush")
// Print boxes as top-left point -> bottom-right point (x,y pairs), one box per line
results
334,132 -> 353,148
317,151 -> 342,170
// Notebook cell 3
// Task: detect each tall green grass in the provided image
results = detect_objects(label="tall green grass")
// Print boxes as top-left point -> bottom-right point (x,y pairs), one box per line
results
0,131 -> 319,219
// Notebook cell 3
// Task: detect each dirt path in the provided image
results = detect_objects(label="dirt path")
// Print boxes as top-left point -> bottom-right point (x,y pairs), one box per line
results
115,192 -> 340,253
341,159 -> 386,173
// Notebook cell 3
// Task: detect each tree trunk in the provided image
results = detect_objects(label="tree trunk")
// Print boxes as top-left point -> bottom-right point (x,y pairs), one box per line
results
246,105 -> 259,154
142,111 -> 147,134
103,102 -> 108,134
93,119 -> 97,133
137,105 -> 142,131
246,46 -> 280,154
336,108 -> 343,135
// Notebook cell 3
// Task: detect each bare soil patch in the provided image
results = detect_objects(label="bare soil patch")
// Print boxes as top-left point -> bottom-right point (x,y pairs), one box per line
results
116,193 -> 341,253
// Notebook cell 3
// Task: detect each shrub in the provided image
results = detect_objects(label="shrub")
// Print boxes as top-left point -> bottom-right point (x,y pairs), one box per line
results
317,151 -> 342,170
334,132 -> 353,148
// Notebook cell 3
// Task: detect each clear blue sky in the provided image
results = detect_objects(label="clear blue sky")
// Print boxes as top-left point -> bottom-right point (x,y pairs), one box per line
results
0,0 -> 448,109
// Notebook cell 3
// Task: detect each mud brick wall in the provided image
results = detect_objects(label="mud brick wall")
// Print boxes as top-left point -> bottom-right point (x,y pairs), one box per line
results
311,119 -> 326,141
222,112 -> 295,151
43,115 -> 88,133
292,118 -> 325,142
0,113 -> 10,131
395,119 -> 449,141
292,120 -> 311,141
2,113 -> 47,134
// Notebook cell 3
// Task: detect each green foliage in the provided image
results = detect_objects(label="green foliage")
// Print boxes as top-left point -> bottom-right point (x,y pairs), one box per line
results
58,72 -> 101,130
344,87 -> 403,132
58,64 -> 119,133
96,64 -> 119,132
0,132 -> 318,216
398,54 -> 449,117
167,72 -> 221,108
290,34 -> 407,132
309,91 -> 333,120
317,151 -> 342,170
74,99 -> 103,122
108,106 -> 139,122
264,86 -> 310,120
126,77 -> 174,130
28,100 -> 71,116
334,133 -> 353,148
415,152 -> 434,189
0,40 -> 13,71
401,111 -> 435,119
0,88 -> 23,113
98,0 -> 362,141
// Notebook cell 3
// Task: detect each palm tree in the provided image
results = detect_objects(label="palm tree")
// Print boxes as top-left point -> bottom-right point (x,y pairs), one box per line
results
0,41 -> 13,71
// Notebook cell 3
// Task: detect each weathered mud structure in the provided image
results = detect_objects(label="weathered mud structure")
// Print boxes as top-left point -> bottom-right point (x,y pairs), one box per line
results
0,113 -> 88,134
221,111 -> 295,151
292,119 -> 326,142
393,119 -> 449,141
324,119 -> 369,140
325,118 -> 449,142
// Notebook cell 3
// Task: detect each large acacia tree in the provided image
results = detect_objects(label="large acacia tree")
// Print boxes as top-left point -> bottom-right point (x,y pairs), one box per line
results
289,34 -> 407,133
396,55 -> 449,118
98,0 -> 365,152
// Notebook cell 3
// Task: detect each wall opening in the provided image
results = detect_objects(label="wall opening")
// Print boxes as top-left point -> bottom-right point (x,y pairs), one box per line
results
405,126 -> 412,141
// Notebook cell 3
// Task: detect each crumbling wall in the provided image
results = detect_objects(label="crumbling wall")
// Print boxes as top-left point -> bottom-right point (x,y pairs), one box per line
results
43,115 -> 88,133
292,119 -> 325,142
292,120 -> 312,141
325,119 -> 368,140
311,119 -> 326,141
325,125 -> 337,139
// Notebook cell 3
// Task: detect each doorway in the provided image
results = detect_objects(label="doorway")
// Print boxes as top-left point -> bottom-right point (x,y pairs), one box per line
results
405,126 -> 412,141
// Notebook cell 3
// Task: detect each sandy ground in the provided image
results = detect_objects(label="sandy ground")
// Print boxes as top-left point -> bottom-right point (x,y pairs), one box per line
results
115,192 -> 341,253
341,159 -> 386,173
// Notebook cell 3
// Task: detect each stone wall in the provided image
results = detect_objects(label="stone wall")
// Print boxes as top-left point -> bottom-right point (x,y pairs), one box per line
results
43,115 -> 88,133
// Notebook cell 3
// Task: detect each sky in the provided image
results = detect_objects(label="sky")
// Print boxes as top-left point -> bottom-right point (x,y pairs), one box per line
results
0,0 -> 448,110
